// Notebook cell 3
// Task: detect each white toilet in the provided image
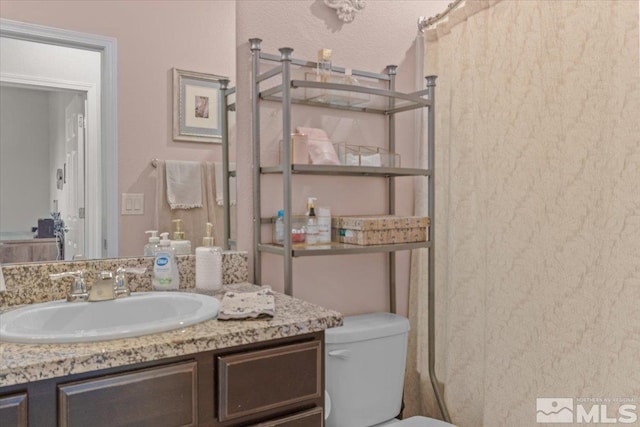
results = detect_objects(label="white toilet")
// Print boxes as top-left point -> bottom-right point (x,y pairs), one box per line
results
325,312 -> 455,427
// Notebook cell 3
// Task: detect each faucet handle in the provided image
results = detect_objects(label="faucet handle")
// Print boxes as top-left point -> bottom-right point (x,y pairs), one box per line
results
114,267 -> 147,298
49,270 -> 89,302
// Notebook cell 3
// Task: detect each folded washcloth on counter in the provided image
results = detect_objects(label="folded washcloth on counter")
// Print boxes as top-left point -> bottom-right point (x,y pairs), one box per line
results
218,288 -> 275,320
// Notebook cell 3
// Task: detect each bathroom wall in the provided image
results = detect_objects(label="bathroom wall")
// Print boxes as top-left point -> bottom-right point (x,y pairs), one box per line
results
235,0 -> 449,316
0,0 -> 236,257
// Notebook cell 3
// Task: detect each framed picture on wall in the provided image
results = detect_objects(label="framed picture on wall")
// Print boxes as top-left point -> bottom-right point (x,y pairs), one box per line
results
173,68 -> 227,143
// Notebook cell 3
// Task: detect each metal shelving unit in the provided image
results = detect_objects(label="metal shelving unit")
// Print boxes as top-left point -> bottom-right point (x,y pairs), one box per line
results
221,80 -> 235,250
250,38 -> 436,313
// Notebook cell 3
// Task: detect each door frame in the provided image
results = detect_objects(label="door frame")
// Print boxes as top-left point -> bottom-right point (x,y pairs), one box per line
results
0,18 -> 118,258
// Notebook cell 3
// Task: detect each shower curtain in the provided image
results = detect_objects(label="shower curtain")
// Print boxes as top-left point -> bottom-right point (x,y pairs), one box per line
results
405,1 -> 640,425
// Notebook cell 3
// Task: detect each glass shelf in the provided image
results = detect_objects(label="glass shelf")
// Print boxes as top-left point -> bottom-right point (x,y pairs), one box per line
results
258,241 -> 430,257
260,164 -> 430,177
260,80 -> 432,114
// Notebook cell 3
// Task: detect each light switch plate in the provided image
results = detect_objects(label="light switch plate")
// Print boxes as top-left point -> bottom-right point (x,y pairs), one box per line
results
121,193 -> 144,215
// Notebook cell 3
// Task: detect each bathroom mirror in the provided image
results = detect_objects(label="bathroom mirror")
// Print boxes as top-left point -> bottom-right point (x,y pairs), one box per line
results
0,6 -> 236,264
0,20 -> 117,263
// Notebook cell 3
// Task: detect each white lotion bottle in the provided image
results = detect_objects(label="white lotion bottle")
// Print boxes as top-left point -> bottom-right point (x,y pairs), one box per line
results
195,222 -> 223,291
152,232 -> 180,291
317,207 -> 331,244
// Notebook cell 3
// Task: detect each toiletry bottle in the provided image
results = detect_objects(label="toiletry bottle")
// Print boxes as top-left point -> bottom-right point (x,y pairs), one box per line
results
170,219 -> 192,255
275,210 -> 285,245
152,232 -> 180,291
195,222 -> 223,291
317,207 -> 332,244
317,48 -> 332,83
305,197 -> 319,245
144,230 -> 160,256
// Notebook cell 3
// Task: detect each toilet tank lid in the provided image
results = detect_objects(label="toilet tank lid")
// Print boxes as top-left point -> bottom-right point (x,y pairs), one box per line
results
325,312 -> 410,344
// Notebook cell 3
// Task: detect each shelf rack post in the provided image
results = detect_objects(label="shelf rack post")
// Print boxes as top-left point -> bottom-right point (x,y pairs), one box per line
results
279,47 -> 295,296
386,65 -> 398,314
426,75 -> 451,422
250,38 -> 263,284
220,78 -> 231,250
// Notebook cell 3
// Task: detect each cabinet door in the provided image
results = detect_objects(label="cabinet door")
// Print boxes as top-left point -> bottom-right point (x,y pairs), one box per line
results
0,393 -> 28,427
58,361 -> 197,427
250,407 -> 323,427
218,340 -> 322,422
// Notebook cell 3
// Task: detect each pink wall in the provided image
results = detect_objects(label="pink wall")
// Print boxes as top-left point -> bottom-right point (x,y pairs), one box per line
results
0,0 -> 236,257
235,1 -> 448,316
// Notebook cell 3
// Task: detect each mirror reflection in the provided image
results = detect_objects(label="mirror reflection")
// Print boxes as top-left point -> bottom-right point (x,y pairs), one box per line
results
0,3 -> 236,264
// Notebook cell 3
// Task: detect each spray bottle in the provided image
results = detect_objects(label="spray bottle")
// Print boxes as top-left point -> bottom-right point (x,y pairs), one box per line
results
305,197 -> 319,245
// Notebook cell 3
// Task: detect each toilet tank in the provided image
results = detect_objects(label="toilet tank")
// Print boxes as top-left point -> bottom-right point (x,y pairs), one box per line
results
325,312 -> 410,427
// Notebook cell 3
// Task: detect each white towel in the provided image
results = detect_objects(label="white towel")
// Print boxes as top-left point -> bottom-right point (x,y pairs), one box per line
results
165,160 -> 202,209
218,288 -> 275,320
214,162 -> 237,206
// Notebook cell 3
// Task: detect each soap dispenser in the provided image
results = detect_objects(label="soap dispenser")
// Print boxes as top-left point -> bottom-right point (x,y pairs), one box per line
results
144,230 -> 160,256
305,197 -> 319,245
195,222 -> 223,291
170,219 -> 192,255
152,232 -> 180,291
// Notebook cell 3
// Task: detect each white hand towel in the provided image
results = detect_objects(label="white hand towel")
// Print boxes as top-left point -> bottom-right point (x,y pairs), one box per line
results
165,160 -> 203,209
218,288 -> 275,320
214,162 -> 237,206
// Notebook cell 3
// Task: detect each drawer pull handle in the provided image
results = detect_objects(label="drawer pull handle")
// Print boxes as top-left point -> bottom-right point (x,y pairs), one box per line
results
328,349 -> 350,359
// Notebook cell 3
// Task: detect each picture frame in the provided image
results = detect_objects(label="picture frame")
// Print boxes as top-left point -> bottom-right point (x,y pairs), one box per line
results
173,68 -> 227,143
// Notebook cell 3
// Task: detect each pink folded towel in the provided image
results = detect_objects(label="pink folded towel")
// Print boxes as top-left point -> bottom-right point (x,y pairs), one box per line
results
296,126 -> 330,140
295,127 -> 340,165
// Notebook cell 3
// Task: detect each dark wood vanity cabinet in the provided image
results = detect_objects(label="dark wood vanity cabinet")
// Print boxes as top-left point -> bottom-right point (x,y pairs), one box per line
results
0,332 -> 324,427
0,392 -> 28,427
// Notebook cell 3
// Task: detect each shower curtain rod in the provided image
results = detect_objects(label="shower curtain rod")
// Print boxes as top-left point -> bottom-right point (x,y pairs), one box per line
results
417,0 -> 464,33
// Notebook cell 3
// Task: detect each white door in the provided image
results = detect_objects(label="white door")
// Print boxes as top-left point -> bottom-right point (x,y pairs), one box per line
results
63,94 -> 86,260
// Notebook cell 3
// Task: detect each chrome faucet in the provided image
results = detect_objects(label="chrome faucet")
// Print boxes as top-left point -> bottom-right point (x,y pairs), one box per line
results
49,270 -> 89,302
89,271 -> 116,301
49,267 -> 146,302
114,267 -> 146,298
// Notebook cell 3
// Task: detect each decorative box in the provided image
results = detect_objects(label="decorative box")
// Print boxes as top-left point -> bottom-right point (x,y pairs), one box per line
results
332,143 -> 400,168
331,215 -> 430,246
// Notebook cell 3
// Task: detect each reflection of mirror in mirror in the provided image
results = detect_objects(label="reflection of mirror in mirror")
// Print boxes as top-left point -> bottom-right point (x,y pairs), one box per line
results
0,2 -> 236,264
0,24 -> 116,264
0,85 -> 88,262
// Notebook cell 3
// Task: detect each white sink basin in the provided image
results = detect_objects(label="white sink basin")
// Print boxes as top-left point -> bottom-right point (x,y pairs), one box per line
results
0,292 -> 220,344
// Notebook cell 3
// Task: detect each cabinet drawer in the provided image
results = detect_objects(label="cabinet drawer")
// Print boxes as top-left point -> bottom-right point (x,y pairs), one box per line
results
58,360 -> 197,427
0,393 -> 28,427
251,407 -> 323,427
218,340 -> 322,422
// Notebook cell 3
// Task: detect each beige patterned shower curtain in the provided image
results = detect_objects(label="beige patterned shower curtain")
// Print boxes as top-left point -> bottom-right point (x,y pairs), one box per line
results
405,1 -> 640,425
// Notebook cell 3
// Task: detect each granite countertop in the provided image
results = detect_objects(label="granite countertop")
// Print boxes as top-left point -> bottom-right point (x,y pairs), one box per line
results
0,283 -> 343,388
